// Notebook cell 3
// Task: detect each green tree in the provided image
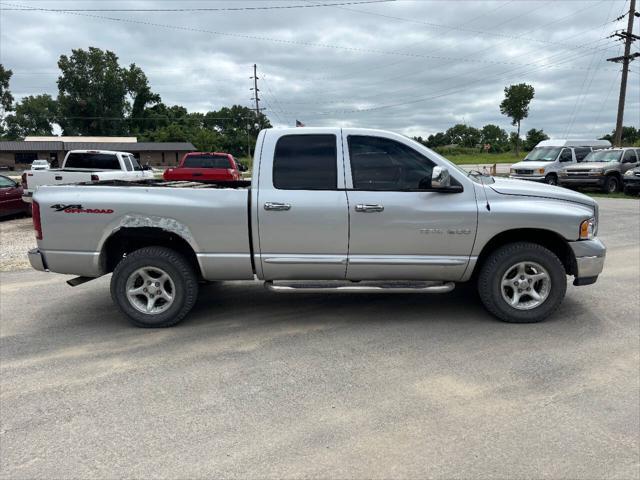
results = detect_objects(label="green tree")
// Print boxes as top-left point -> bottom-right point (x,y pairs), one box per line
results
5,94 -> 58,139
0,64 -> 13,138
126,64 -> 161,134
204,106 -> 271,157
480,124 -> 508,152
445,124 -> 481,147
600,126 -> 639,146
56,47 -> 160,136
524,128 -> 549,151
499,83 -> 535,155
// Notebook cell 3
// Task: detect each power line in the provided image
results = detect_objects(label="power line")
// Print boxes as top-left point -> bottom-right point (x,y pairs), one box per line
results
1,0 -> 395,12
0,1 -> 611,68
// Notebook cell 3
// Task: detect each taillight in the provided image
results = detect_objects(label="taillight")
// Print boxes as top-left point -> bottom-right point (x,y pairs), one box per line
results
32,201 -> 42,240
91,174 -> 100,182
21,172 -> 27,188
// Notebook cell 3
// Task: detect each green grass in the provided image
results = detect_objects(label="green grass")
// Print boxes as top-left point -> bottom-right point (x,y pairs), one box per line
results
443,152 -> 523,165
586,191 -> 639,199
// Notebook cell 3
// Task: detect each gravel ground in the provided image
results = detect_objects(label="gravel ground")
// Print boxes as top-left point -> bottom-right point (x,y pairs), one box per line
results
0,216 -> 36,272
0,198 -> 638,479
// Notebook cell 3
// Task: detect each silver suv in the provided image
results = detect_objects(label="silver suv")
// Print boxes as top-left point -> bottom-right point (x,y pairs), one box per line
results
558,148 -> 640,193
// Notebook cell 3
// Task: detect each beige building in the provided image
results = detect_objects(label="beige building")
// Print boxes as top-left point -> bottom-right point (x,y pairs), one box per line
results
0,137 -> 195,170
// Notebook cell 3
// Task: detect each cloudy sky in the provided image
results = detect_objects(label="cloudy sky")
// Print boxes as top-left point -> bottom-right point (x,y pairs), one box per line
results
0,0 -> 637,139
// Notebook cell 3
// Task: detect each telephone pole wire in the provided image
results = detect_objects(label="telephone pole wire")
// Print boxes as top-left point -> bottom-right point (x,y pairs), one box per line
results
607,0 -> 637,146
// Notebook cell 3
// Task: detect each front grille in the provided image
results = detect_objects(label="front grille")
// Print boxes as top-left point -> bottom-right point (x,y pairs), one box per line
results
566,170 -> 592,176
515,169 -> 533,174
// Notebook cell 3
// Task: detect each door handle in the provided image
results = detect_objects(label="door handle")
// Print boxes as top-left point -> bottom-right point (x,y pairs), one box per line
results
54,175 -> 63,180
264,202 -> 291,211
355,204 -> 384,213
192,173 -> 203,177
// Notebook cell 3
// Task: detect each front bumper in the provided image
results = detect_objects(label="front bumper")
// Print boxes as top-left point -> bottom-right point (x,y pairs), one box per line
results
558,176 -> 605,187
28,248 -> 47,272
509,174 -> 546,182
623,177 -> 640,190
568,238 -> 606,285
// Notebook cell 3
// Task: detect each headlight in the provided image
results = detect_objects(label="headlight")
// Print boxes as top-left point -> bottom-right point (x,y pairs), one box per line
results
590,168 -> 603,174
579,217 -> 596,240
625,169 -> 635,176
510,168 -> 516,174
558,170 -> 567,176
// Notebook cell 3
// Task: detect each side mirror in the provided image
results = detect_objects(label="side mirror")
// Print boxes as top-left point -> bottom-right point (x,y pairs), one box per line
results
431,166 -> 451,189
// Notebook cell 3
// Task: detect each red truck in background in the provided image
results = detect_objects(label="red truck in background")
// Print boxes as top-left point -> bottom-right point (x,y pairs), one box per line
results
163,152 -> 246,182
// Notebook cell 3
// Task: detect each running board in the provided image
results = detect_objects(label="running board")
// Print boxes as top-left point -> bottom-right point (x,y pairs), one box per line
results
264,280 -> 455,294
66,276 -> 96,287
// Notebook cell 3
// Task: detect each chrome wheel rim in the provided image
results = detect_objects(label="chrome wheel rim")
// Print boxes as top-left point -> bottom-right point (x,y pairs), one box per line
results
608,178 -> 617,193
500,261 -> 551,310
125,267 -> 175,315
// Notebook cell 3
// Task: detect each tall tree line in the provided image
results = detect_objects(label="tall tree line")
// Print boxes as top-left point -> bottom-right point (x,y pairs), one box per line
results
0,48 -> 270,157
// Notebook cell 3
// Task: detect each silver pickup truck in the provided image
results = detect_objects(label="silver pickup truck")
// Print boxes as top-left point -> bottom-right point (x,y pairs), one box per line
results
28,128 -> 606,327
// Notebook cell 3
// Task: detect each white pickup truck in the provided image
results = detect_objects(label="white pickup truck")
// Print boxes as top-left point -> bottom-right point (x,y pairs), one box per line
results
21,150 -> 154,202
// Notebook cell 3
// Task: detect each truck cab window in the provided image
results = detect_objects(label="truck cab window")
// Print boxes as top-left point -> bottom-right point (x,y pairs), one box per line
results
348,135 -> 435,190
65,153 -> 120,169
273,134 -> 337,190
123,156 -> 133,171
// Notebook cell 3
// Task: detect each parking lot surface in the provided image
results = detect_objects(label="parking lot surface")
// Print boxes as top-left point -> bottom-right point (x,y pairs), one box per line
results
1,198 -> 639,479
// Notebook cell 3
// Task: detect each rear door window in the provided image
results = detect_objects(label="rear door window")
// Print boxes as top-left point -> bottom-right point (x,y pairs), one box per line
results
273,134 -> 337,190
183,155 -> 231,168
65,153 -> 120,169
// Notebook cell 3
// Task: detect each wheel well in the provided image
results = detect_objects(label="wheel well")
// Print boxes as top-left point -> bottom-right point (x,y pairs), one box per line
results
473,229 -> 577,278
101,227 -> 200,276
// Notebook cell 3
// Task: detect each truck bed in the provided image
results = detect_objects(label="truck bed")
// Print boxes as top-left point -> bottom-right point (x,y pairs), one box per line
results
33,180 -> 255,280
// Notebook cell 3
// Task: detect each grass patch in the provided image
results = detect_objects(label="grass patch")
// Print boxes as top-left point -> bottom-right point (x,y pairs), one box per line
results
443,152 -> 523,165
586,191 -> 639,199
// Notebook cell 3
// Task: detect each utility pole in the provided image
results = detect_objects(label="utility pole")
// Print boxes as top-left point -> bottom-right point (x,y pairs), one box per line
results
250,64 -> 263,118
607,0 -> 638,146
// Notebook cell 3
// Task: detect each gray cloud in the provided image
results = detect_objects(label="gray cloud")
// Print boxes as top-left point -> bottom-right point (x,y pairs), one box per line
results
0,0 -> 637,138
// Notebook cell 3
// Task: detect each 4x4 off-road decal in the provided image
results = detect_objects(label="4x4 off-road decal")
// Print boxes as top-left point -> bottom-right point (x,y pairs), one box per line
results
51,204 -> 114,214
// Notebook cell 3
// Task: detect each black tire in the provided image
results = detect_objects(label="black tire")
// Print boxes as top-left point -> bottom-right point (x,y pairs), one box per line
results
477,242 -> 567,323
110,246 -> 199,328
544,174 -> 558,186
602,175 -> 619,193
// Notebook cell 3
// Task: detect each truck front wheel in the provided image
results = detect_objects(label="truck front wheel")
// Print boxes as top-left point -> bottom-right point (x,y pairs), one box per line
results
477,242 -> 566,323
110,246 -> 199,327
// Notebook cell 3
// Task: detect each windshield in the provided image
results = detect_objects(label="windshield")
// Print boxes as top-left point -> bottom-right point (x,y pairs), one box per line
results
582,150 -> 623,163
127,155 -> 143,171
0,176 -> 15,187
183,155 -> 231,168
524,147 -> 561,162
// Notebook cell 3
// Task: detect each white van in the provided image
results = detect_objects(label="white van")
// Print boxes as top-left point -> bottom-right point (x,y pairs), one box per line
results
509,139 -> 611,185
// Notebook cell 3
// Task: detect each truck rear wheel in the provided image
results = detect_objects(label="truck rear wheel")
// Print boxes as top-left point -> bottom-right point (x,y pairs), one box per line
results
477,242 -> 566,323
110,246 -> 198,328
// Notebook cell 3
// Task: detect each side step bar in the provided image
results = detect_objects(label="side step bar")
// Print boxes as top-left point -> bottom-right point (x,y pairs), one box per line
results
66,276 -> 96,287
264,280 -> 455,294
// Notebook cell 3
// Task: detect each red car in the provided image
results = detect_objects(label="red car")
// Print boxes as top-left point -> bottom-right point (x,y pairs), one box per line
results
163,152 -> 246,182
0,175 -> 30,218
